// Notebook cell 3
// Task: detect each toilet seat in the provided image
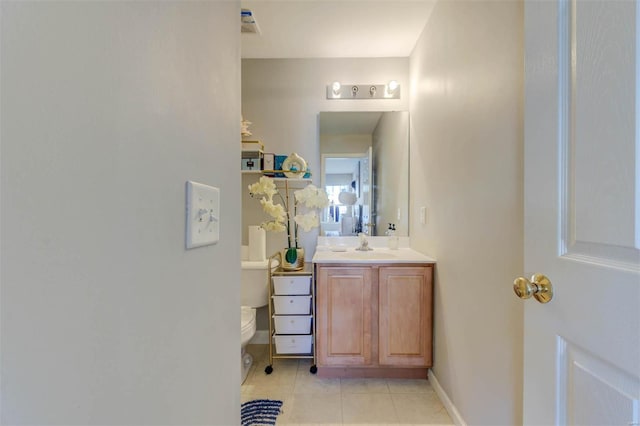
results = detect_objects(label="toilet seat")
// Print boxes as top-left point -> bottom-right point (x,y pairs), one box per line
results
241,306 -> 256,332
241,306 -> 256,346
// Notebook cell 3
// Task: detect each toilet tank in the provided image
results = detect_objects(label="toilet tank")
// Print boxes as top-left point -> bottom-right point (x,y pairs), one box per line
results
241,246 -> 271,307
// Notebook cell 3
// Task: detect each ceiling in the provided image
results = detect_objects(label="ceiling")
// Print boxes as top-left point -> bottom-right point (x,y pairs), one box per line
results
241,1 -> 436,59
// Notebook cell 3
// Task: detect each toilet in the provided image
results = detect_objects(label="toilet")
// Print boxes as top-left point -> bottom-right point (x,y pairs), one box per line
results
240,246 -> 271,383
241,306 -> 257,373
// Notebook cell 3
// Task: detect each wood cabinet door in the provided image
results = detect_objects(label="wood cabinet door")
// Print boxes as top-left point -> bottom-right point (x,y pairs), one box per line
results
316,267 -> 373,366
378,266 -> 433,367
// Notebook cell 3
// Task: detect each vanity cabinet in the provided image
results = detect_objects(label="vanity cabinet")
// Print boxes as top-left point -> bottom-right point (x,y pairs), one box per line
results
316,267 -> 373,366
315,264 -> 433,378
378,266 -> 432,367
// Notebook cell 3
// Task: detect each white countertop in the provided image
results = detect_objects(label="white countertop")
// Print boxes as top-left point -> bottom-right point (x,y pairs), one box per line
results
312,237 -> 436,264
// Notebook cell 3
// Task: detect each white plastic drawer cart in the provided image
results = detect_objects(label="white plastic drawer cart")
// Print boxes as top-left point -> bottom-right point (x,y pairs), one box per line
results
265,251 -> 317,374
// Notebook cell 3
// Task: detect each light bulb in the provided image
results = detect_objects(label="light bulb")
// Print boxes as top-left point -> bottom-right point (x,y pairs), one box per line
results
387,80 -> 399,92
332,81 -> 341,96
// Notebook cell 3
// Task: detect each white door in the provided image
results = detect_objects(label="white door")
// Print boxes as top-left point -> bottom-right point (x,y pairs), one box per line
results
523,0 -> 640,425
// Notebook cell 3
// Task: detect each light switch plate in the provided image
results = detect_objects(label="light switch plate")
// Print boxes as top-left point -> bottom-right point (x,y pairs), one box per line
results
420,206 -> 427,225
186,181 -> 220,249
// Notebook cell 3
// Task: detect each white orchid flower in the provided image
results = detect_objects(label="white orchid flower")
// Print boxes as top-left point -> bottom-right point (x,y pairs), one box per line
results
260,199 -> 287,222
294,184 -> 330,209
294,211 -> 320,232
261,221 -> 287,232
248,174 -> 329,250
248,176 -> 278,201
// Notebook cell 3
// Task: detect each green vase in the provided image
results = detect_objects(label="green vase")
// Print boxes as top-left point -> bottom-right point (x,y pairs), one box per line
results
281,248 -> 304,271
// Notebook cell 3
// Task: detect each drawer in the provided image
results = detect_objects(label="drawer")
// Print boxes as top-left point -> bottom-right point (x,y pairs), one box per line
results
274,334 -> 312,354
272,295 -> 311,315
273,315 -> 312,334
272,275 -> 311,295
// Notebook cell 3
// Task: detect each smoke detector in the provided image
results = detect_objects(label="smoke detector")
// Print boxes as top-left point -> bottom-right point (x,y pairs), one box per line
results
241,9 -> 261,34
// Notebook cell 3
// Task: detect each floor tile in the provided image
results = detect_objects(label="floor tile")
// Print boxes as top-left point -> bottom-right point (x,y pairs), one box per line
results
242,345 -> 454,426
340,378 -> 390,394
279,393 -> 343,424
391,393 -> 453,425
297,358 -> 319,375
280,424 -> 342,426
241,385 -> 292,402
246,343 -> 269,361
341,393 -> 398,424
251,358 -> 298,379
386,378 -> 433,394
294,372 -> 341,394
244,358 -> 298,394
245,390 -> 289,401
279,424 -> 342,426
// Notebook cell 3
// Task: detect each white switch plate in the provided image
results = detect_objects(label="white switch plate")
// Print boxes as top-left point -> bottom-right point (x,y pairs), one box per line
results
186,181 -> 220,249
420,206 -> 427,225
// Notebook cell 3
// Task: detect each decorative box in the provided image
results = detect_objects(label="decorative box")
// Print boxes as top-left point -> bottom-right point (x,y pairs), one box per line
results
263,153 -> 275,176
241,151 -> 263,171
274,155 -> 287,177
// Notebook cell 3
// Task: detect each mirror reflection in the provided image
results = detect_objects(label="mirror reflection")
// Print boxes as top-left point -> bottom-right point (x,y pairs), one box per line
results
319,111 -> 409,237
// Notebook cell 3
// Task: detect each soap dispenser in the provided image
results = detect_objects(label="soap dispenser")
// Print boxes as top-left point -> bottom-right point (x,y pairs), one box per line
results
386,223 -> 399,250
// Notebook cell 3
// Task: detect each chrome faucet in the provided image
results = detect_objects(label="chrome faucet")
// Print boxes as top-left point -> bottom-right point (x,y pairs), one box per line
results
363,222 -> 375,235
355,232 -> 373,251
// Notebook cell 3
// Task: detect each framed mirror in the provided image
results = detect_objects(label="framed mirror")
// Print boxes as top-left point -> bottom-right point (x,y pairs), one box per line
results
319,111 -> 409,237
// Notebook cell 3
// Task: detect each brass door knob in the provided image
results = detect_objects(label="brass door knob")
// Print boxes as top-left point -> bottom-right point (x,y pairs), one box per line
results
513,274 -> 553,303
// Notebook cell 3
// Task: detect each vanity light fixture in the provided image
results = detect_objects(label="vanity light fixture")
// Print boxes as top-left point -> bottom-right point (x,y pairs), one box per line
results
327,81 -> 400,100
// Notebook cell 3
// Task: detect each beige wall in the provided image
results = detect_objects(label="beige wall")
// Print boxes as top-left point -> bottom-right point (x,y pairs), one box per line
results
1,2 -> 241,424
325,173 -> 356,186
320,133 -> 372,156
409,1 -> 524,424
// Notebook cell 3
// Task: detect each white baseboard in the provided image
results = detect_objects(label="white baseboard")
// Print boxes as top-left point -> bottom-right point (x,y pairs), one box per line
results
429,369 -> 467,426
249,330 -> 269,345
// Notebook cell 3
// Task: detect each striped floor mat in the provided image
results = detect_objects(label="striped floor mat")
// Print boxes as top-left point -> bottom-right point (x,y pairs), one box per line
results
241,399 -> 283,426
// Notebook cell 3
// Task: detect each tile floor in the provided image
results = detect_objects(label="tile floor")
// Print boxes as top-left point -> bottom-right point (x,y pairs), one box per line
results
241,344 -> 454,425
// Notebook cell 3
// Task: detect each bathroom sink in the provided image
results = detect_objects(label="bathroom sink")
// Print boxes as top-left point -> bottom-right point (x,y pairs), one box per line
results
312,238 -> 437,264
339,250 -> 397,260
313,248 -> 435,264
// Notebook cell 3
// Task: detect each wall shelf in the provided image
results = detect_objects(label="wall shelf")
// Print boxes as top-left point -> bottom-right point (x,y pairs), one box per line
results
242,172 -> 312,187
